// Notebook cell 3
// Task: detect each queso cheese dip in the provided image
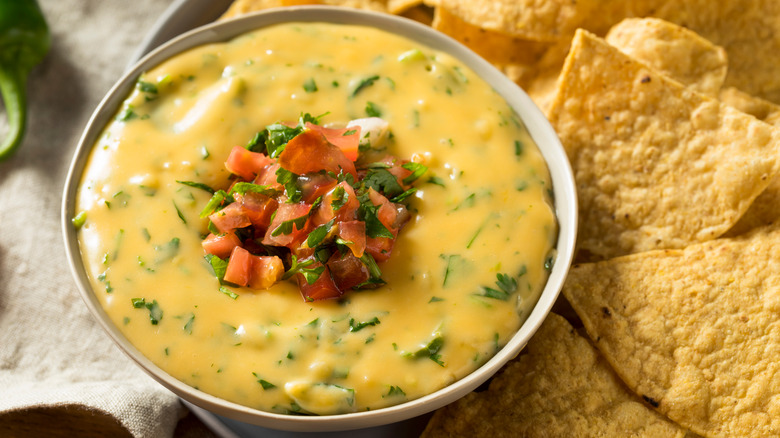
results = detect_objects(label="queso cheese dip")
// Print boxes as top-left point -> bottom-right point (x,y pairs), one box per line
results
75,23 -> 557,415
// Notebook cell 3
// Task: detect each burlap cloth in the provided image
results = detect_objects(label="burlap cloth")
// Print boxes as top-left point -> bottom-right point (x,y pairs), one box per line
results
0,1 -> 216,436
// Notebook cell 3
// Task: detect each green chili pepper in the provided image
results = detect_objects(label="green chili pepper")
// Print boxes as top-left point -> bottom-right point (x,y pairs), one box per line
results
0,0 -> 50,161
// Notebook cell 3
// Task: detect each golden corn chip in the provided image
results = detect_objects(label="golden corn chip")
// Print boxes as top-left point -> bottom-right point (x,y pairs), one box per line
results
387,0 -> 420,14
546,30 -> 778,261
652,0 -> 780,103
437,0 -> 660,42
422,313 -> 691,438
563,226 -> 780,437
432,7 -> 568,111
719,87 -> 780,127
432,7 -> 549,83
220,0 -> 313,19
397,4 -> 434,25
605,18 -> 727,97
220,0 -> 387,20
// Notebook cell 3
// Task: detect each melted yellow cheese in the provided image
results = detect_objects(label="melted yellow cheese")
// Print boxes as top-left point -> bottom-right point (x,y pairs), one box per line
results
76,23 -> 556,414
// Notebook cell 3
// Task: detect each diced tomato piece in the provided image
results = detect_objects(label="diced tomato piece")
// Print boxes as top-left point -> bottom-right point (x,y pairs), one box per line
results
337,220 -> 366,258
366,236 -> 396,263
210,202 -> 252,233
278,130 -> 357,178
225,146 -> 273,181
327,251 -> 369,291
368,188 -> 398,230
305,122 -> 361,162
297,266 -> 342,301
248,255 -> 284,290
388,164 -> 413,188
239,192 -> 278,233
224,246 -> 252,286
262,202 -> 312,247
253,162 -> 283,189
298,173 -> 338,204
313,181 -> 359,225
202,231 -> 242,259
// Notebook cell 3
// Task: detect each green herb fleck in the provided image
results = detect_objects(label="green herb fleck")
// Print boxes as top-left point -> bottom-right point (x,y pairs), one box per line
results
303,78 -> 318,93
514,140 -> 524,157
349,316 -> 381,332
219,286 -> 238,300
352,75 -> 380,97
253,373 -> 277,390
365,101 -> 382,117
386,386 -> 406,397
72,211 -> 87,229
173,201 -> 187,224
177,180 -> 215,194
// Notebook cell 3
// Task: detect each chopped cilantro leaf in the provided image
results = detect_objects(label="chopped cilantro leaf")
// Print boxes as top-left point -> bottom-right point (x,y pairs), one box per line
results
402,334 -> 444,366
176,180 -> 215,194
145,300 -> 163,325
386,385 -> 406,397
330,186 -> 348,211
303,78 -> 318,93
265,123 -> 302,158
363,168 -> 404,198
173,201 -> 187,224
182,313 -> 195,334
229,182 -> 278,197
401,162 -> 428,185
306,218 -> 335,248
137,80 -> 158,94
365,101 -> 382,117
349,316 -> 380,332
390,188 -> 416,203
477,273 -> 518,301
275,167 -> 302,202
219,286 -> 238,300
199,190 -> 234,218
514,139 -> 524,157
271,211 -> 309,237
204,254 -> 228,281
253,373 -> 277,390
352,75 -> 380,97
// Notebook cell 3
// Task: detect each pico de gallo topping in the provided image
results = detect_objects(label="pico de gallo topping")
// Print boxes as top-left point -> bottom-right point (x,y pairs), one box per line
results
191,113 -> 427,301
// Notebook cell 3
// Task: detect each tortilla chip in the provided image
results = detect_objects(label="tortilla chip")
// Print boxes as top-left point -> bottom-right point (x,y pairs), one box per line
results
220,0 -> 313,19
432,7 -> 568,111
725,177 -> 780,236
605,18 -> 727,97
220,0 -> 387,19
546,30 -> 778,261
398,4 -> 434,25
387,0 -> 420,14
563,225 -> 780,437
431,6 -> 553,84
652,0 -> 780,103
437,0 -> 660,42
719,87 -> 780,127
422,313 -> 691,438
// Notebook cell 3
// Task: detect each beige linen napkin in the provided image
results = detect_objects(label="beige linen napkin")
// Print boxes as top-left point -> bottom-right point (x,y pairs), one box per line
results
0,1 -> 192,436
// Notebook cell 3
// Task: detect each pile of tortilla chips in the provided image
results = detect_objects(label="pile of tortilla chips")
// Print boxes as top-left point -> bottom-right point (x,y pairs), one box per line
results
223,1 -> 780,436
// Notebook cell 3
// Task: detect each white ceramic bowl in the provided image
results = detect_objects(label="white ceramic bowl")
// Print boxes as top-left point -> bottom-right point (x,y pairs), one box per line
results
62,6 -> 577,432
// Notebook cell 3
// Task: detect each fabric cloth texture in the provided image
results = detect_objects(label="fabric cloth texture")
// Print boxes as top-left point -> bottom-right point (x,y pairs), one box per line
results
0,0 -> 190,436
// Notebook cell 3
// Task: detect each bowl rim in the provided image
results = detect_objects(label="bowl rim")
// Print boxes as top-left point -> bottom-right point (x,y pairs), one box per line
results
61,5 -> 578,432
